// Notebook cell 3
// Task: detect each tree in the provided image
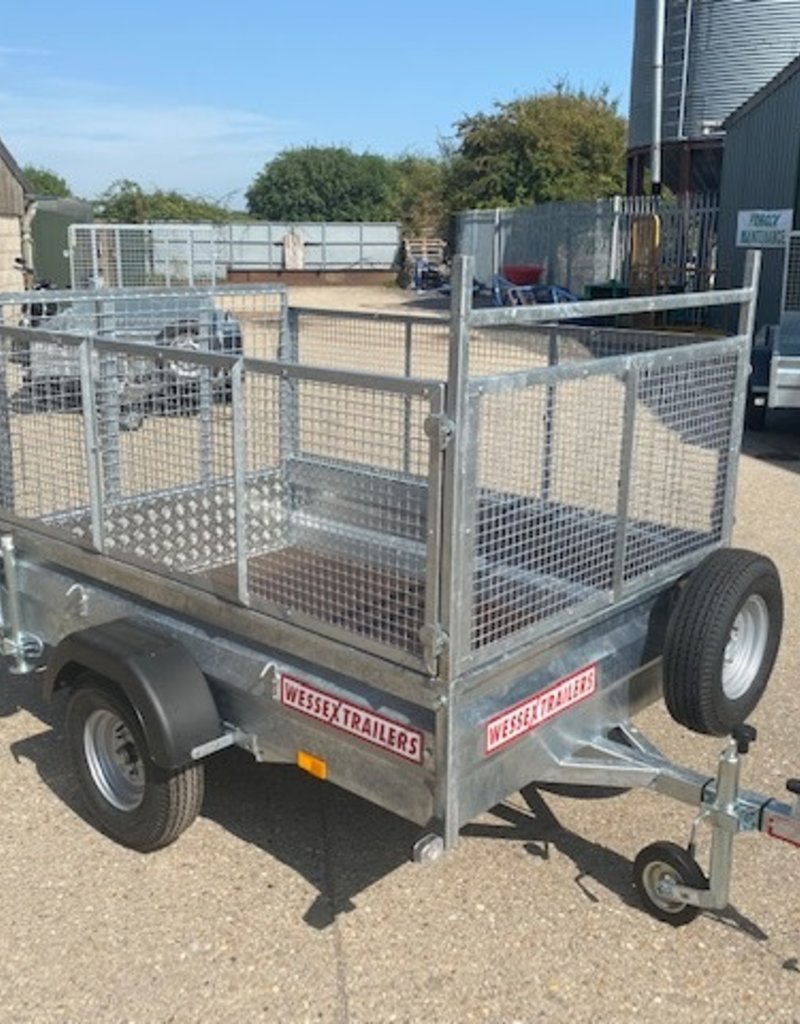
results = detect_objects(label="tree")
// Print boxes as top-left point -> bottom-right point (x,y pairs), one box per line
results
23,165 -> 71,197
95,179 -> 237,223
246,146 -> 398,222
444,83 -> 627,211
386,154 -> 448,237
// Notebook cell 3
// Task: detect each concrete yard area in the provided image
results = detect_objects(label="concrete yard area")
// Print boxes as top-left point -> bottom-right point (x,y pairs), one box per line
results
1,286 -> 800,1024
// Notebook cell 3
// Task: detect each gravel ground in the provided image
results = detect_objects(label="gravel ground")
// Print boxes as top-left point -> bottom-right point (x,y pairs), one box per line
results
1,288 -> 800,1024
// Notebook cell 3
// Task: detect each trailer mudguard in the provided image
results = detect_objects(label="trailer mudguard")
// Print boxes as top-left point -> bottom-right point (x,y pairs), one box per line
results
43,618 -> 222,770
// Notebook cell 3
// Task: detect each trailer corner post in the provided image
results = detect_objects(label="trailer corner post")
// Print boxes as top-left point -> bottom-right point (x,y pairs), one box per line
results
79,338 -> 107,552
435,253 -> 474,850
231,358 -> 250,607
441,254 -> 474,675
721,248 -> 762,544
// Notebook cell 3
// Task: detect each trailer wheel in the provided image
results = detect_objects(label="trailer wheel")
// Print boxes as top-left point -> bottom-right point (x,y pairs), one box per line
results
662,548 -> 782,736
66,677 -> 205,852
634,842 -> 707,926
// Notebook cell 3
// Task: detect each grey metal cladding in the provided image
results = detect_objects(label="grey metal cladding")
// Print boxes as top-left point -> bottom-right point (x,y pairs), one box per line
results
628,0 -> 800,149
717,61 -> 800,330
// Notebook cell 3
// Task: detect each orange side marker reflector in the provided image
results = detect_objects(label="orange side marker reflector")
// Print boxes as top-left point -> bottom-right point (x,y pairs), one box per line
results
297,750 -> 328,780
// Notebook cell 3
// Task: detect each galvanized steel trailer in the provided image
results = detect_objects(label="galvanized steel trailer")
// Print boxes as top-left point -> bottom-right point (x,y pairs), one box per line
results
0,257 -> 797,925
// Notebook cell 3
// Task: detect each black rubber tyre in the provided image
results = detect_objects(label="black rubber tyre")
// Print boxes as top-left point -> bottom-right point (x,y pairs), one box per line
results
66,676 -> 205,852
634,841 -> 707,926
662,548 -> 782,736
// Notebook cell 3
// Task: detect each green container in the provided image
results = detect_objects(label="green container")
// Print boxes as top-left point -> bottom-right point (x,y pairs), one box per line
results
586,280 -> 629,300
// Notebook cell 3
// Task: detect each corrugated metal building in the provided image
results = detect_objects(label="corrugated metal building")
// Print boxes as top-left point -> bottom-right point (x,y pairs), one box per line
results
718,56 -> 800,331
627,0 -> 800,194
0,137 -> 29,292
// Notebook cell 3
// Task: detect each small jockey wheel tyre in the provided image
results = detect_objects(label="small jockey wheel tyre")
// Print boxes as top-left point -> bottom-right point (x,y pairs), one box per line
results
634,841 -> 707,926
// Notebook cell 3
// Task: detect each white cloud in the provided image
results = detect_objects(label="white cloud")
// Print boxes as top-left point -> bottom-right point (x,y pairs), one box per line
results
0,79 -> 292,205
0,47 -> 53,57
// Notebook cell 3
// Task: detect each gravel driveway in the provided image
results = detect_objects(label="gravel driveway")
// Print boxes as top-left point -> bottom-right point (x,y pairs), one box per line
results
1,288 -> 799,1024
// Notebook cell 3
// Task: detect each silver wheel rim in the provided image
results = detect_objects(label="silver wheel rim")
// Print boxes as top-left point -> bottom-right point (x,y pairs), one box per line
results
722,594 -> 769,701
642,860 -> 686,915
83,708 -> 145,812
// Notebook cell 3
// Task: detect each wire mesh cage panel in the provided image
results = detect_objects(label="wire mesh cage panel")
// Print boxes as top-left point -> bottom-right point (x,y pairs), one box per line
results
0,285 -> 285,364
0,316 -> 440,666
466,322 -> 717,377
0,337 -> 91,521
0,277 -> 753,679
623,351 -> 740,582
461,339 -> 746,665
468,370 -> 625,655
291,309 -> 451,379
243,364 -> 435,658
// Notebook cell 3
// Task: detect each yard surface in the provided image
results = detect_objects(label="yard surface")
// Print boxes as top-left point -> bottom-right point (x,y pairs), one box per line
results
1,285 -> 799,1024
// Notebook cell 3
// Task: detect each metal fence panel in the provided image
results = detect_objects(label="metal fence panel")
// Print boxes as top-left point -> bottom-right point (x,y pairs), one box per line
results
456,195 -> 719,296
68,222 -> 402,288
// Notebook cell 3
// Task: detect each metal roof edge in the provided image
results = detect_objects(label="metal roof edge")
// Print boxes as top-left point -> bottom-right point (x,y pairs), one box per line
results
724,53 -> 800,129
0,135 -> 32,195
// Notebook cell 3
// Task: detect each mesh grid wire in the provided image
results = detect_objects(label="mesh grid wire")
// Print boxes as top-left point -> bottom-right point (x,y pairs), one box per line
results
466,322 -> 714,376
785,234 -> 800,312
294,312 -> 451,379
289,313 -> 713,384
469,371 -> 626,653
622,351 -> 739,582
244,365 -> 432,656
0,337 -> 91,522
0,286 -> 285,362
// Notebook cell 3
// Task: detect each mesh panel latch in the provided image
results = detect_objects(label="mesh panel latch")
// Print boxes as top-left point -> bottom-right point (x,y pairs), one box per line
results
424,414 -> 455,451
420,623 -> 449,677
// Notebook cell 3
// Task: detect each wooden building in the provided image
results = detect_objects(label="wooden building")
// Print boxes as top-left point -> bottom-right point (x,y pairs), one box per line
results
0,136 -> 30,292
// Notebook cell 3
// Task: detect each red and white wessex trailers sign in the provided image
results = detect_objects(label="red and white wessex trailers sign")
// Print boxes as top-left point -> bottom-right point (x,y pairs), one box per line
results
485,663 -> 597,756
279,674 -> 424,764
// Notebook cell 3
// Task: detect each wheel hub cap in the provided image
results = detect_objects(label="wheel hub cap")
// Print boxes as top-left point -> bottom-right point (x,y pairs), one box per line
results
722,594 -> 769,701
83,708 -> 145,811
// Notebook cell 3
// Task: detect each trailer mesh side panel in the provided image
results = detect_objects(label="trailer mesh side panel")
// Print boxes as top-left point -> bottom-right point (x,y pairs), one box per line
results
243,368 -> 430,656
469,371 -> 625,652
466,345 -> 740,657
292,311 -> 451,379
0,339 -> 91,521
623,351 -> 739,581
466,323 -> 710,377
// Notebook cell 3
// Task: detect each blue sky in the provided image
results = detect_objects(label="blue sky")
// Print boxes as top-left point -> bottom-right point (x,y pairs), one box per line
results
1,0 -> 634,208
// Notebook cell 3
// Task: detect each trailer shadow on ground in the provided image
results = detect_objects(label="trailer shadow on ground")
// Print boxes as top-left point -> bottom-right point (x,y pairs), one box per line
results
0,672 -> 770,940
462,788 -> 769,942
1,671 -> 420,930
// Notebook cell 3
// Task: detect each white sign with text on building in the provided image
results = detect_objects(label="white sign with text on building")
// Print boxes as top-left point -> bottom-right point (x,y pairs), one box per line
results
736,209 -> 793,248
